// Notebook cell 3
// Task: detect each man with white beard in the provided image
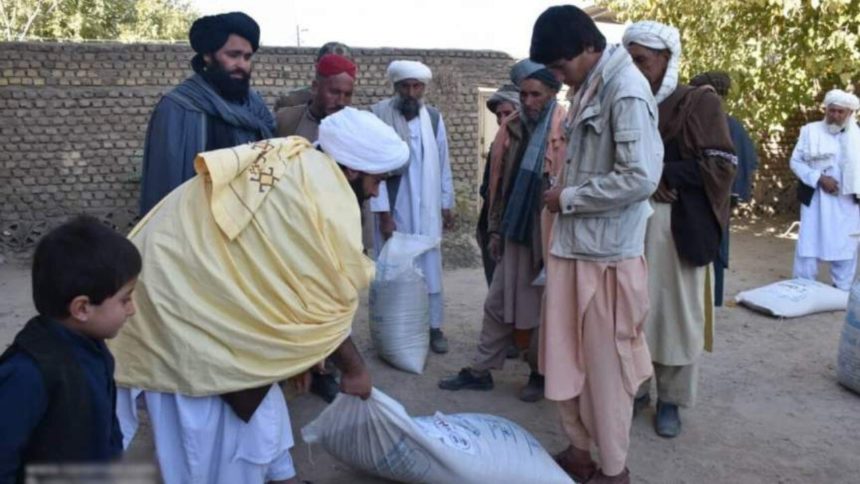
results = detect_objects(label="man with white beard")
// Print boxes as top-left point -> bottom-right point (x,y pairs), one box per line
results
792,89 -> 860,290
370,60 -> 456,354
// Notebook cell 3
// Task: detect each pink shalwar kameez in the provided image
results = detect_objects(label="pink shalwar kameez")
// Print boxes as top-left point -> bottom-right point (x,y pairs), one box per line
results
540,254 -> 652,476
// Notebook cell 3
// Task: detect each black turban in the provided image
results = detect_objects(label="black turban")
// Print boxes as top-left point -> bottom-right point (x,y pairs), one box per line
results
189,12 -> 260,55
690,71 -> 731,98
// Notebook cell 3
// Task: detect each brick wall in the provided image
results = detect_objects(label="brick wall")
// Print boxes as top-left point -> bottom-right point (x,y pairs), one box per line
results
0,42 -> 513,251
752,108 -> 826,216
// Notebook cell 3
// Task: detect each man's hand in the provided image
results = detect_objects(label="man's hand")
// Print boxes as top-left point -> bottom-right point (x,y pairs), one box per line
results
379,212 -> 396,240
442,209 -> 456,231
819,175 -> 840,195
330,337 -> 372,400
488,233 -> 503,262
652,183 -> 678,203
544,186 -> 564,213
339,365 -> 372,400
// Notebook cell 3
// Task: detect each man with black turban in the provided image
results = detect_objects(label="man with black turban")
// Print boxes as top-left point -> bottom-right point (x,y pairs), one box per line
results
138,11 -> 275,215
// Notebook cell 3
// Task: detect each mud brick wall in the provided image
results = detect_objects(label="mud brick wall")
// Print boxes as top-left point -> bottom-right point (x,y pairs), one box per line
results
752,110 -> 829,215
0,42 -> 513,251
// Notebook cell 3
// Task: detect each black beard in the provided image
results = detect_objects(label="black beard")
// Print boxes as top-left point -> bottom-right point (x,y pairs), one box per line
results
349,175 -> 367,203
202,59 -> 250,103
396,96 -> 421,119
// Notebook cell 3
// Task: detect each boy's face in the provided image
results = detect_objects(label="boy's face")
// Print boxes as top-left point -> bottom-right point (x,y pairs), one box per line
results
545,49 -> 592,89
75,278 -> 138,339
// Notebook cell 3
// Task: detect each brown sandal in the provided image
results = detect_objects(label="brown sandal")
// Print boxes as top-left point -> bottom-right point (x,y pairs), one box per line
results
553,445 -> 597,482
588,468 -> 630,484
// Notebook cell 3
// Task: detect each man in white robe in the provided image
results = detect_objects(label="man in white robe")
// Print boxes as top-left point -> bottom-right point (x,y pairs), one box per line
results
370,60 -> 456,354
792,89 -> 860,290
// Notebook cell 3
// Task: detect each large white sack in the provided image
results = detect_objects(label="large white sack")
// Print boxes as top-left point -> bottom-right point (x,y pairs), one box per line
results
370,277 -> 429,373
369,233 -> 438,374
375,232 -> 439,282
301,388 -> 574,484
735,278 -> 848,318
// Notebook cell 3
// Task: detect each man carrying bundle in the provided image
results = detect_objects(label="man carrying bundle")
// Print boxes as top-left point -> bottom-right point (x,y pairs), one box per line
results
111,108 -> 409,484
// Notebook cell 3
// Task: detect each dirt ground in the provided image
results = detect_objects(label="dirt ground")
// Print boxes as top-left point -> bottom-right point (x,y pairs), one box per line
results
2,219 -> 859,484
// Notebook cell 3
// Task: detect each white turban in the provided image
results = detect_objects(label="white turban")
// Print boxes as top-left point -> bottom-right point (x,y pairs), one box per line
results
623,21 -> 682,103
387,60 -> 432,84
318,107 -> 409,175
824,89 -> 860,112
821,89 -> 860,195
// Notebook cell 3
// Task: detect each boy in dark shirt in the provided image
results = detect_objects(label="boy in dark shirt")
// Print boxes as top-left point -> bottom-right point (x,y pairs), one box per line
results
0,215 -> 141,483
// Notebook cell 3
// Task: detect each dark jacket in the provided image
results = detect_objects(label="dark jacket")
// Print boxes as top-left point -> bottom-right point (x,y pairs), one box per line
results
658,85 -> 736,266
0,317 -> 123,483
139,75 -> 274,216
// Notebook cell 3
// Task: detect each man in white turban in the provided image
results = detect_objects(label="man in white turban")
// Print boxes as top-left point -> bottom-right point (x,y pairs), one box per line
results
791,89 -> 860,290
320,107 -> 411,198
624,20 -> 736,439
622,20 -> 681,104
111,107 -> 408,484
370,59 -> 456,354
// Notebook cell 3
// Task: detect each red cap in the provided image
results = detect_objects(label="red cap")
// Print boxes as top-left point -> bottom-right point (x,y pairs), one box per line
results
316,54 -> 357,79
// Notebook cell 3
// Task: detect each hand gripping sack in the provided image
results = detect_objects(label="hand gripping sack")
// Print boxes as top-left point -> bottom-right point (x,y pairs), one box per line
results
370,232 -> 439,374
301,388 -> 574,484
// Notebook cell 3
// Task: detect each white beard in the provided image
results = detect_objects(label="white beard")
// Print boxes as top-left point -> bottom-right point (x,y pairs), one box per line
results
826,117 -> 851,134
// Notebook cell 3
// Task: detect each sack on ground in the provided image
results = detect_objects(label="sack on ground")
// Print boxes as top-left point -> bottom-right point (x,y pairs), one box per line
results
301,388 -> 574,484
735,278 -> 848,318
369,232 -> 438,374
838,279 -> 860,394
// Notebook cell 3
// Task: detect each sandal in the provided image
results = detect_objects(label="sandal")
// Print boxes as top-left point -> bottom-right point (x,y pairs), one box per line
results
553,445 -> 597,482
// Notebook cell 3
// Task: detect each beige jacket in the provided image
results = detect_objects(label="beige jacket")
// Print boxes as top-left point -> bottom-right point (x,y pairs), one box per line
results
552,46 -> 663,262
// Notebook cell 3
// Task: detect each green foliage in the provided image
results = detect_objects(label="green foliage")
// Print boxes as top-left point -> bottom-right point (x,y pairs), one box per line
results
0,0 -> 196,41
119,0 -> 195,41
599,0 -> 860,138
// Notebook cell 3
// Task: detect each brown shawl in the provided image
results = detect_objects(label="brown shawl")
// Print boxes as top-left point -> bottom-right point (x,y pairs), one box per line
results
658,85 -> 736,266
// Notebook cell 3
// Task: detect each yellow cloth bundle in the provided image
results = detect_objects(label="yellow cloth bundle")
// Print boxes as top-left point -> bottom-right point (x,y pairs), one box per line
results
110,137 -> 374,396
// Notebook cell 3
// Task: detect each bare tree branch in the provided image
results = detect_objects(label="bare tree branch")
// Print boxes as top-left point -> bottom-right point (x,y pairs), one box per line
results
18,0 -> 60,40
0,0 -> 15,41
